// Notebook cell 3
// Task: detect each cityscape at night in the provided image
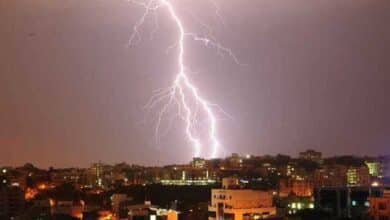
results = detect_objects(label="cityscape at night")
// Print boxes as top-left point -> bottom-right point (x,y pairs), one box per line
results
0,152 -> 389,219
1,0 -> 389,219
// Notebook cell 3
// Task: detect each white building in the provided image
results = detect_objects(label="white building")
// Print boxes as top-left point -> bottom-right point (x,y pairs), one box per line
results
208,178 -> 276,220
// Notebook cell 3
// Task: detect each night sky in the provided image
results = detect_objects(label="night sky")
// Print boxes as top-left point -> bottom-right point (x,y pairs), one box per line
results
0,0 -> 389,168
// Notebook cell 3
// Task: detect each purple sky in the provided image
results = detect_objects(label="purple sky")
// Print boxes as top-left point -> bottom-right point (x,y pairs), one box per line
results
0,0 -> 389,168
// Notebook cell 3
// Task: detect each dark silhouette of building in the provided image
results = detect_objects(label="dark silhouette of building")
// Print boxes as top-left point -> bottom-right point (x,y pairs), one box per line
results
0,186 -> 25,218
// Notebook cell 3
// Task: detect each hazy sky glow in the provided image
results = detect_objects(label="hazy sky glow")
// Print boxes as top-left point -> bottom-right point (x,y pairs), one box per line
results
0,0 -> 389,167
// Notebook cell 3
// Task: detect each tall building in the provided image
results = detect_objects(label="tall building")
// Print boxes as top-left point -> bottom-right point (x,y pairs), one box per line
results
208,178 -> 276,220
88,162 -> 112,187
89,163 -> 104,187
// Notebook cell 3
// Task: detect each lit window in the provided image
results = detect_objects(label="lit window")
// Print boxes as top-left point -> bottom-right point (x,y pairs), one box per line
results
291,203 -> 296,209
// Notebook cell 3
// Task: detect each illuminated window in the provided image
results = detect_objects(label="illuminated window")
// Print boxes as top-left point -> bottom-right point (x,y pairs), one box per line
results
291,203 -> 296,209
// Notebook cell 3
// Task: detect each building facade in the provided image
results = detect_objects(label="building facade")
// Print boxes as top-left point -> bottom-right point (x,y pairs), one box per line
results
368,190 -> 390,220
208,178 -> 276,220
0,186 -> 25,219
346,166 -> 370,187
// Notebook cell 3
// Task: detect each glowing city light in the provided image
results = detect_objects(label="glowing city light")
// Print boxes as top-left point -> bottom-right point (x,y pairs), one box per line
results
130,0 -> 238,158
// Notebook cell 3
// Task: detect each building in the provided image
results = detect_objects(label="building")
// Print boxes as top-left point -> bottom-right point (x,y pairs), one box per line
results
281,196 -> 315,216
346,166 -> 370,187
51,200 -> 84,219
208,178 -> 276,220
50,168 -> 88,187
314,165 -> 348,188
315,187 -> 380,218
279,179 -> 313,197
192,157 -> 207,169
226,153 -> 243,169
126,201 -> 179,220
313,165 -> 370,188
286,164 -> 296,177
159,165 -> 216,186
88,162 -> 113,187
365,161 -> 383,178
368,189 -> 390,220
0,186 -> 25,219
299,149 -> 322,163
111,193 -> 132,214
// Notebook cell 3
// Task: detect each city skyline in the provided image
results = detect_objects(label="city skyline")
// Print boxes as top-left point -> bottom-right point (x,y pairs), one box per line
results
0,140 -> 389,219
1,0 -> 389,167
0,151 -> 388,174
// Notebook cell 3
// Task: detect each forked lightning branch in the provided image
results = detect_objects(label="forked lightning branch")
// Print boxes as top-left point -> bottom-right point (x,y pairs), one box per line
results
129,0 -> 239,158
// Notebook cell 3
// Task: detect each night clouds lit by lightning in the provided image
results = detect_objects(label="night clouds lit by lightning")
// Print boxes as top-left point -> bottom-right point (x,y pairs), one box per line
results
0,0 -> 389,167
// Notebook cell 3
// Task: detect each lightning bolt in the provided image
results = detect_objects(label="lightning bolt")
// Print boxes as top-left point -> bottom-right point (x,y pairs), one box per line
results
129,0 -> 238,158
